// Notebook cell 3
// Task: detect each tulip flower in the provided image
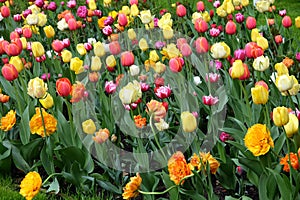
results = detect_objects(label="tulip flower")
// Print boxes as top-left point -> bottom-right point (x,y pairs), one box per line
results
56,78 -> 71,97
282,16 -> 292,28
284,114 -> 299,138
106,55 -> 116,71
4,39 -> 22,56
9,56 -> 23,72
76,43 -> 87,56
202,95 -> 219,106
176,5 -> 186,17
70,57 -> 84,74
181,111 -> 197,133
246,16 -> 256,30
229,60 -> 244,79
274,35 -> 283,44
118,13 -> 128,26
91,56 -> 102,71
0,6 -> 10,18
275,75 -> 294,92
82,119 -> 96,134
2,64 -> 18,81
257,36 -> 268,50
194,37 -> 209,53
68,18 -> 77,30
251,81 -> 269,105
162,25 -> 174,40
169,57 -> 184,73
31,42 -> 45,57
52,40 -> 64,53
27,77 -> 48,99
197,1 -> 205,12
195,18 -> 208,33
104,81 -> 117,94
43,25 -> 55,38
180,43 -> 192,57
211,42 -> 230,59
295,16 -> 300,28
129,65 -> 140,76
109,41 -> 121,55
155,85 -> 172,99
225,20 -> 236,35
235,13 -> 244,23
253,55 -> 269,71
39,93 -> 54,109
239,63 -> 250,80
273,107 -> 289,127
121,51 -> 135,67
22,27 -> 32,39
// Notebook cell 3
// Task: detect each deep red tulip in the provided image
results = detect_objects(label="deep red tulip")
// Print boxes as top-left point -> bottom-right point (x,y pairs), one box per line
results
0,6 -> 10,18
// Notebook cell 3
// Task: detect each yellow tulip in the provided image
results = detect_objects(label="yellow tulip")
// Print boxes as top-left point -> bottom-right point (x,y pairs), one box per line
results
274,62 -> 289,76
106,55 -> 116,68
275,75 -> 294,92
181,111 -> 197,133
31,42 -> 45,57
37,13 -> 47,26
251,28 -> 260,42
230,60 -> 244,79
39,93 -> 54,109
130,4 -> 139,17
27,77 -> 48,99
139,10 -> 152,24
127,28 -> 136,40
251,85 -> 269,105
91,56 -> 102,71
9,56 -> 23,72
70,57 -> 84,74
273,106 -> 289,127
61,49 -> 72,63
284,114 -> 299,137
163,25 -> 174,40
257,36 -> 268,50
43,25 -> 55,38
139,38 -> 149,51
295,16 -> 300,28
82,119 -> 96,134
93,41 -> 106,57
76,43 -> 87,56
149,50 -> 159,62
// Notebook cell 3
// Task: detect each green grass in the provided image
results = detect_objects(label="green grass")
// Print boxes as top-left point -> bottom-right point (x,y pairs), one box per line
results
0,176 -> 111,200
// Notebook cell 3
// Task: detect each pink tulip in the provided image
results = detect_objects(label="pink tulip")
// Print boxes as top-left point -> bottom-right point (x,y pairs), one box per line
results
155,85 -> 172,99
202,95 -> 219,106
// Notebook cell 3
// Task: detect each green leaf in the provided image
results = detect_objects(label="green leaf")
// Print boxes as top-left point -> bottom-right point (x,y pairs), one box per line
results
267,168 -> 292,200
274,133 -> 285,154
161,171 -> 179,200
258,173 -> 268,200
0,76 -> 15,99
219,128 -> 244,141
10,142 -> 30,172
20,138 -> 43,163
247,170 -> 259,187
40,144 -> 55,175
46,178 -> 60,194
95,179 -> 121,194
19,105 -> 31,145
179,188 -> 206,200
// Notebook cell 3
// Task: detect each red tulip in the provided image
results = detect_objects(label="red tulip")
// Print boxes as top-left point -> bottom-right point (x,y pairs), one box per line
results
194,18 -> 208,33
194,37 -> 209,54
120,51 -> 134,66
2,64 -> 18,81
246,16 -> 256,30
109,41 -> 121,55
239,64 -> 250,80
0,40 -> 9,55
0,6 -> 10,18
4,39 -> 22,56
68,18 -> 77,30
180,43 -> 192,57
282,16 -> 292,28
118,13 -> 128,26
22,27 -> 32,38
56,78 -> 72,97
169,57 -> 184,72
176,5 -> 186,17
10,31 -> 20,40
275,35 -> 283,44
176,38 -> 187,50
130,0 -> 138,5
245,42 -> 263,58
51,40 -> 65,53
197,1 -> 205,12
225,20 -> 236,35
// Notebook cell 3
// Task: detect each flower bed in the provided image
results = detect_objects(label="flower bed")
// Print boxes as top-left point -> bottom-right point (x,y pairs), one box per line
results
0,0 -> 300,199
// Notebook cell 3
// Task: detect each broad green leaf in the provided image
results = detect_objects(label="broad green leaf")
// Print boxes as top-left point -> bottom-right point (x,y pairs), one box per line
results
19,105 -> 30,145
267,168 -> 292,200
46,178 -> 60,194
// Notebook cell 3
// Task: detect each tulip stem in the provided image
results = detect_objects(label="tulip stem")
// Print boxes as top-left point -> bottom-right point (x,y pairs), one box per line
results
284,128 -> 293,185
39,102 -> 48,138
149,114 -> 167,162
42,173 -> 61,186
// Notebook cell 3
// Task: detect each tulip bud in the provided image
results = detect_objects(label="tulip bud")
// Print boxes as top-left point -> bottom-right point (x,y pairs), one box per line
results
106,55 -> 116,69
197,1 -> 205,12
181,111 -> 197,133
127,28 -> 137,40
275,35 -> 283,44
2,64 -> 18,81
118,13 -> 128,26
273,106 -> 289,127
93,41 -> 105,57
202,95 -> 219,106
56,78 -> 72,97
105,81 -> 117,94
